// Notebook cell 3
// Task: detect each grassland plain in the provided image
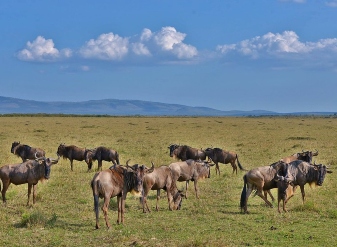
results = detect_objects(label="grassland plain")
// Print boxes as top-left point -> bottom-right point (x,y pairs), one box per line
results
0,116 -> 336,247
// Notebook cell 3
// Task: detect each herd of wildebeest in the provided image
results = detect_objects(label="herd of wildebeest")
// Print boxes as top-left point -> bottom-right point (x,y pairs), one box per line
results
0,141 -> 332,229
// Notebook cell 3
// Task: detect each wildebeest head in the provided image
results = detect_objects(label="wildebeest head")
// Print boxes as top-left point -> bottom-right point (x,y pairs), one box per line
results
297,150 -> 318,163
168,144 -> 179,157
172,189 -> 184,210
85,148 -> 95,170
314,164 -> 332,186
126,160 -> 155,195
35,153 -> 60,179
56,143 -> 66,157
11,141 -> 20,154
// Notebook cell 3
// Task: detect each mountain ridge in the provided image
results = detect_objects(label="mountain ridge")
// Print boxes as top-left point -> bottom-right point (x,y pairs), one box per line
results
0,96 -> 335,116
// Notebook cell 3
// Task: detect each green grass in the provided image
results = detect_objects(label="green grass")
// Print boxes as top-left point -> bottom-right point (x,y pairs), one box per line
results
0,116 -> 336,246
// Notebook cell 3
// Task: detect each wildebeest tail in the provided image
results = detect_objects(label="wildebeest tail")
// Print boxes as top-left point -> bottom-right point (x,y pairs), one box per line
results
116,152 -> 120,165
91,178 -> 100,226
240,174 -> 247,209
236,154 -> 246,171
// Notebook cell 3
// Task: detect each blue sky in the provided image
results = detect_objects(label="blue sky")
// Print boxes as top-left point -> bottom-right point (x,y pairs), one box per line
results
1,0 -> 337,113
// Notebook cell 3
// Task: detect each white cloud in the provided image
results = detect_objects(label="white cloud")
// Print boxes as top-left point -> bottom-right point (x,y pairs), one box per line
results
17,36 -> 72,62
79,32 -> 129,60
133,26 -> 198,60
326,1 -> 337,7
217,31 -> 337,59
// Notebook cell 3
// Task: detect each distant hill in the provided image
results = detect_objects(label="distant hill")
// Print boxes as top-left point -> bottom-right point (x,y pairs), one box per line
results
0,96 -> 335,116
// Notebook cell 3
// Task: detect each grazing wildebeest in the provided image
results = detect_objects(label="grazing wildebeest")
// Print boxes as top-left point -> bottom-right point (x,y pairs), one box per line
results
0,153 -> 60,205
57,143 -> 91,171
142,164 -> 184,213
240,160 -> 288,213
91,160 -> 154,229
168,144 -> 207,161
284,160 -> 332,205
85,146 -> 120,171
204,147 -> 245,175
11,141 -> 45,162
169,159 -> 214,199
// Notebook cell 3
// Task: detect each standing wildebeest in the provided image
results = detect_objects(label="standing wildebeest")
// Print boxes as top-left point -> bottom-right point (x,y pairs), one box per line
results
284,160 -> 332,205
11,141 -> 46,162
0,153 -> 60,205
275,174 -> 296,213
240,160 -> 288,213
169,159 -> 214,199
263,149 -> 319,202
85,146 -> 120,171
281,150 -> 318,163
91,160 -> 154,229
204,147 -> 245,175
168,144 -> 207,161
57,143 -> 91,171
142,164 -> 183,213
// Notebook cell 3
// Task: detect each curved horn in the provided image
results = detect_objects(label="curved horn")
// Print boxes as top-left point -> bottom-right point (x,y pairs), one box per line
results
147,162 -> 155,173
34,152 -> 44,161
126,159 -> 132,169
51,153 -> 60,164
313,149 -> 319,156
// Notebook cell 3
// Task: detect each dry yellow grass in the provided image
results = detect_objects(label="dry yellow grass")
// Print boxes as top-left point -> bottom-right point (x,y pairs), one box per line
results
0,116 -> 336,246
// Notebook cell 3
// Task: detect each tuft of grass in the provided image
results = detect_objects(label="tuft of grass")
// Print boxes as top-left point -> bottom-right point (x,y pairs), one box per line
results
20,211 -> 58,228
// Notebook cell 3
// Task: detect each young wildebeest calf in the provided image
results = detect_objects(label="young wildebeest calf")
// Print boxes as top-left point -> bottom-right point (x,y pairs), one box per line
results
275,174 -> 296,213
142,164 -> 183,213
0,154 -> 60,205
91,160 -> 154,229
11,141 -> 46,162
169,159 -> 214,199
57,143 -> 91,171
85,146 -> 120,171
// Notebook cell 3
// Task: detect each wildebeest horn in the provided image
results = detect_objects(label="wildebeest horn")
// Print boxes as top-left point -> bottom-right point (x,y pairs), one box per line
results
50,154 -> 60,164
313,149 -> 318,156
125,159 -> 131,168
34,152 -> 44,161
148,162 -> 155,173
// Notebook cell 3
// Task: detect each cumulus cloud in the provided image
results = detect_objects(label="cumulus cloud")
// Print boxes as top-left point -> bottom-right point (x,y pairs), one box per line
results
79,33 -> 129,60
133,26 -> 198,59
17,36 -> 72,62
217,31 -> 337,59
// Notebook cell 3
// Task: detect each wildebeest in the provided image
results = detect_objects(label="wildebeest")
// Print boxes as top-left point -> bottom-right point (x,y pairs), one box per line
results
91,160 -> 154,229
204,147 -> 245,175
284,160 -> 332,205
281,150 -> 318,163
263,149 -> 319,202
56,143 -> 91,171
85,146 -> 120,171
142,164 -> 183,213
168,144 -> 207,161
0,153 -> 60,205
240,160 -> 288,213
11,141 -> 46,162
169,159 -> 214,199
275,174 -> 296,213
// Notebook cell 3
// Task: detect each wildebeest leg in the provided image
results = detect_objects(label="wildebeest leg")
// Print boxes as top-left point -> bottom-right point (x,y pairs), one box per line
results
215,162 -> 220,176
156,189 -> 161,211
32,184 -> 37,205
142,190 -> 151,213
120,194 -> 127,224
1,181 -> 10,205
70,159 -> 74,171
265,190 -> 275,202
193,180 -> 199,199
117,195 -> 122,224
231,161 -> 237,175
102,194 -> 111,229
299,185 -> 305,204
256,188 -> 273,208
98,160 -> 103,171
185,181 -> 189,199
243,185 -> 254,213
27,184 -> 32,206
